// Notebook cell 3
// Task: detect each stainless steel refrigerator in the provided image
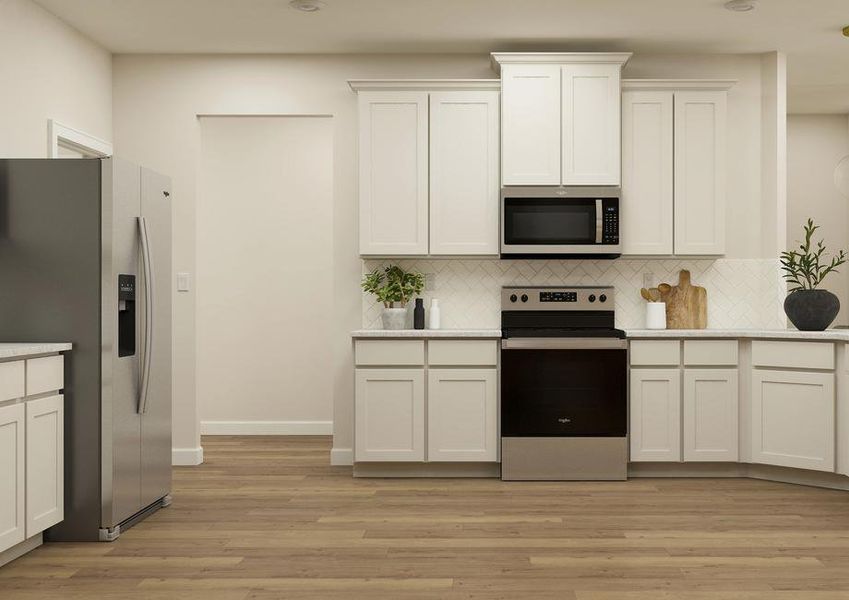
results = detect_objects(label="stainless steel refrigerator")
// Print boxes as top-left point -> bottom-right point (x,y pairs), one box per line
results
0,157 -> 172,541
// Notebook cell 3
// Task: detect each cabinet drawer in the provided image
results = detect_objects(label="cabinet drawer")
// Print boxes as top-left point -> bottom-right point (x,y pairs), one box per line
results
630,340 -> 680,366
752,341 -> 834,370
683,340 -> 738,366
26,355 -> 64,396
0,361 -> 25,402
428,340 -> 498,366
355,340 -> 425,366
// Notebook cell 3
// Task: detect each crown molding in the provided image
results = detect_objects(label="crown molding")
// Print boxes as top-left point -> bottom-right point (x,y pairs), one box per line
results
490,52 -> 633,74
348,79 -> 501,92
622,78 -> 737,91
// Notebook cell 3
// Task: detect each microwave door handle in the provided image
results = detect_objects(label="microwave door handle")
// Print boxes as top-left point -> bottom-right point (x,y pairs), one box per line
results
595,199 -> 603,244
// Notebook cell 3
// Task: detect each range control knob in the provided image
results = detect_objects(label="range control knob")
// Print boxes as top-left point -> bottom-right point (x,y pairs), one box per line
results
588,294 -> 596,303
510,294 -> 518,303
521,294 -> 529,303
599,294 -> 607,303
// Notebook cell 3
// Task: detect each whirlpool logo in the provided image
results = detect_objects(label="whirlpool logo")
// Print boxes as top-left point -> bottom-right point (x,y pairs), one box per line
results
557,417 -> 572,424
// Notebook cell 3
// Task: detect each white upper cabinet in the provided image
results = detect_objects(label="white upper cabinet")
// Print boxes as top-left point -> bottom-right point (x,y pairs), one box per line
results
621,81 -> 732,256
561,64 -> 622,185
357,91 -> 429,255
353,81 -> 501,256
673,90 -> 727,255
621,90 -> 674,255
494,53 -> 630,187
500,64 -> 562,186
429,91 -> 500,255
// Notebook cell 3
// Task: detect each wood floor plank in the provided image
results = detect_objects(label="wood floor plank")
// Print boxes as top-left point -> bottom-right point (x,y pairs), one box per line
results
2,434 -> 849,599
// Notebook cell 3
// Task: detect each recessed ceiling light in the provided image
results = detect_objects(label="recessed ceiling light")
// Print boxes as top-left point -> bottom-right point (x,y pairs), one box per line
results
289,0 -> 326,12
724,0 -> 757,12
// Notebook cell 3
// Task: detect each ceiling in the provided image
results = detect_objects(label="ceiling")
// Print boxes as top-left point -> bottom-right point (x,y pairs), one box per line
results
34,0 -> 849,113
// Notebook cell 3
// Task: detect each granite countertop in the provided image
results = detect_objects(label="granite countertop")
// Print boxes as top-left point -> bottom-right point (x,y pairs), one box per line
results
351,329 -> 502,339
0,343 -> 72,359
625,329 -> 849,341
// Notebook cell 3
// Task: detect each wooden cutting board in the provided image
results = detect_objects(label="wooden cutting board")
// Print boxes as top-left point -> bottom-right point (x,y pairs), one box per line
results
658,270 -> 707,329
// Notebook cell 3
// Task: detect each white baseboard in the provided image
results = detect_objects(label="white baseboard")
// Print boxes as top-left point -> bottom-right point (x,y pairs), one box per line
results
200,420 -> 333,435
172,446 -> 204,466
331,447 -> 353,466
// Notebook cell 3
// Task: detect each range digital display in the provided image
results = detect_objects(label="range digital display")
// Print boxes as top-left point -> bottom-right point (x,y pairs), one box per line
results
539,291 -> 577,302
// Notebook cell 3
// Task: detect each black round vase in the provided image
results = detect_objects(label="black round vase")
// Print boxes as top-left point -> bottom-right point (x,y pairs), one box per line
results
784,289 -> 840,331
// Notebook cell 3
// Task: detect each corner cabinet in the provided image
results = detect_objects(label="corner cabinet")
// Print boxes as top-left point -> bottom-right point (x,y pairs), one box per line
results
493,53 -> 631,187
621,81 -> 733,256
352,81 -> 500,257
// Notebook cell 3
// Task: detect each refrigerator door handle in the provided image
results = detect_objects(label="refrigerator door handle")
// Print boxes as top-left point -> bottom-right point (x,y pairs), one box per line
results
137,216 -> 154,414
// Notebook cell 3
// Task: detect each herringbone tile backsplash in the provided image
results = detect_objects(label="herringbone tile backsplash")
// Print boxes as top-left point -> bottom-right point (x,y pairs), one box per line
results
362,258 -> 786,330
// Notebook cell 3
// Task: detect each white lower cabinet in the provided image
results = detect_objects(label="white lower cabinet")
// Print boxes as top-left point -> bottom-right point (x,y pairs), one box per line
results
427,369 -> 497,462
629,369 -> 681,462
355,369 -> 425,462
0,403 -> 25,552
25,395 -> 64,537
751,369 -> 835,472
683,369 -> 738,462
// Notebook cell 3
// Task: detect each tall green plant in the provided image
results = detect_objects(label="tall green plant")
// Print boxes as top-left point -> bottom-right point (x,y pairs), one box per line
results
780,218 -> 847,292
361,265 -> 425,308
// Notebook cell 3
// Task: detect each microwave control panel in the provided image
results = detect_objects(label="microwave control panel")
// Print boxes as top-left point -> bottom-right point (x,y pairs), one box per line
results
602,202 -> 619,244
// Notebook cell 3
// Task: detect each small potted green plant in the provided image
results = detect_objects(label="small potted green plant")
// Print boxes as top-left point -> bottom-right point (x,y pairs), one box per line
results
780,218 -> 847,331
361,265 -> 425,330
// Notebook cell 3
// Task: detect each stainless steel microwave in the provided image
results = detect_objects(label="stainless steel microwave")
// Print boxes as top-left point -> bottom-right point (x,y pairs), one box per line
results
500,187 -> 621,258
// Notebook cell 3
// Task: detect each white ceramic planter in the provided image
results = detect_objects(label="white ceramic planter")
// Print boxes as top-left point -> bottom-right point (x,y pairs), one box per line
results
645,302 -> 667,330
381,307 -> 407,330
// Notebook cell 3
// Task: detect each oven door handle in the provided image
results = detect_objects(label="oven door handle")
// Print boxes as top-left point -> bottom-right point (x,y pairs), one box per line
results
501,338 -> 628,350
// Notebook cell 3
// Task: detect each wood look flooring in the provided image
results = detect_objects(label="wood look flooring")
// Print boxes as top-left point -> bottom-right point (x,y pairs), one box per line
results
4,436 -> 849,599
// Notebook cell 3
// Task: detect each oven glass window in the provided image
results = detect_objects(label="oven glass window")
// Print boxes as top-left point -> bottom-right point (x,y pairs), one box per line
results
504,198 -> 596,245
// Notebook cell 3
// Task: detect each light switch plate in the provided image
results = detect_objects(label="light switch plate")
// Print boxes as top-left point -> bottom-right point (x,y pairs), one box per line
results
177,272 -> 191,292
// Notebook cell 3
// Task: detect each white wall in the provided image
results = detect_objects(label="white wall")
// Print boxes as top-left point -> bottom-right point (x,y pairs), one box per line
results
112,54 -> 493,464
197,116 -> 334,433
0,0 -> 112,157
787,114 -> 849,325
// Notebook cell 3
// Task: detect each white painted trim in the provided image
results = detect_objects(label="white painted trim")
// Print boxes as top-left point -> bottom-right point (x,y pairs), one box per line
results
622,79 -> 737,91
490,52 -> 632,74
172,446 -> 204,466
330,447 -> 354,466
348,79 -> 501,92
47,120 -> 112,158
200,420 -> 333,435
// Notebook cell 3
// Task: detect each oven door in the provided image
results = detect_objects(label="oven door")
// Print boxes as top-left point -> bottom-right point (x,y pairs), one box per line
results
501,338 -> 627,437
500,187 -> 621,257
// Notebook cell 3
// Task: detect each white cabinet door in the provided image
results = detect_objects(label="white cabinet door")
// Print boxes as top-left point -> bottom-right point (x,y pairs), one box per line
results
751,370 -> 835,472
673,91 -> 726,255
429,91 -> 500,255
358,92 -> 429,255
0,403 -> 25,552
427,369 -> 497,462
630,369 -> 681,462
25,394 -> 64,537
683,369 -> 739,462
621,90 -> 674,255
561,64 -> 622,185
500,64 -> 561,185
355,369 -> 425,462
